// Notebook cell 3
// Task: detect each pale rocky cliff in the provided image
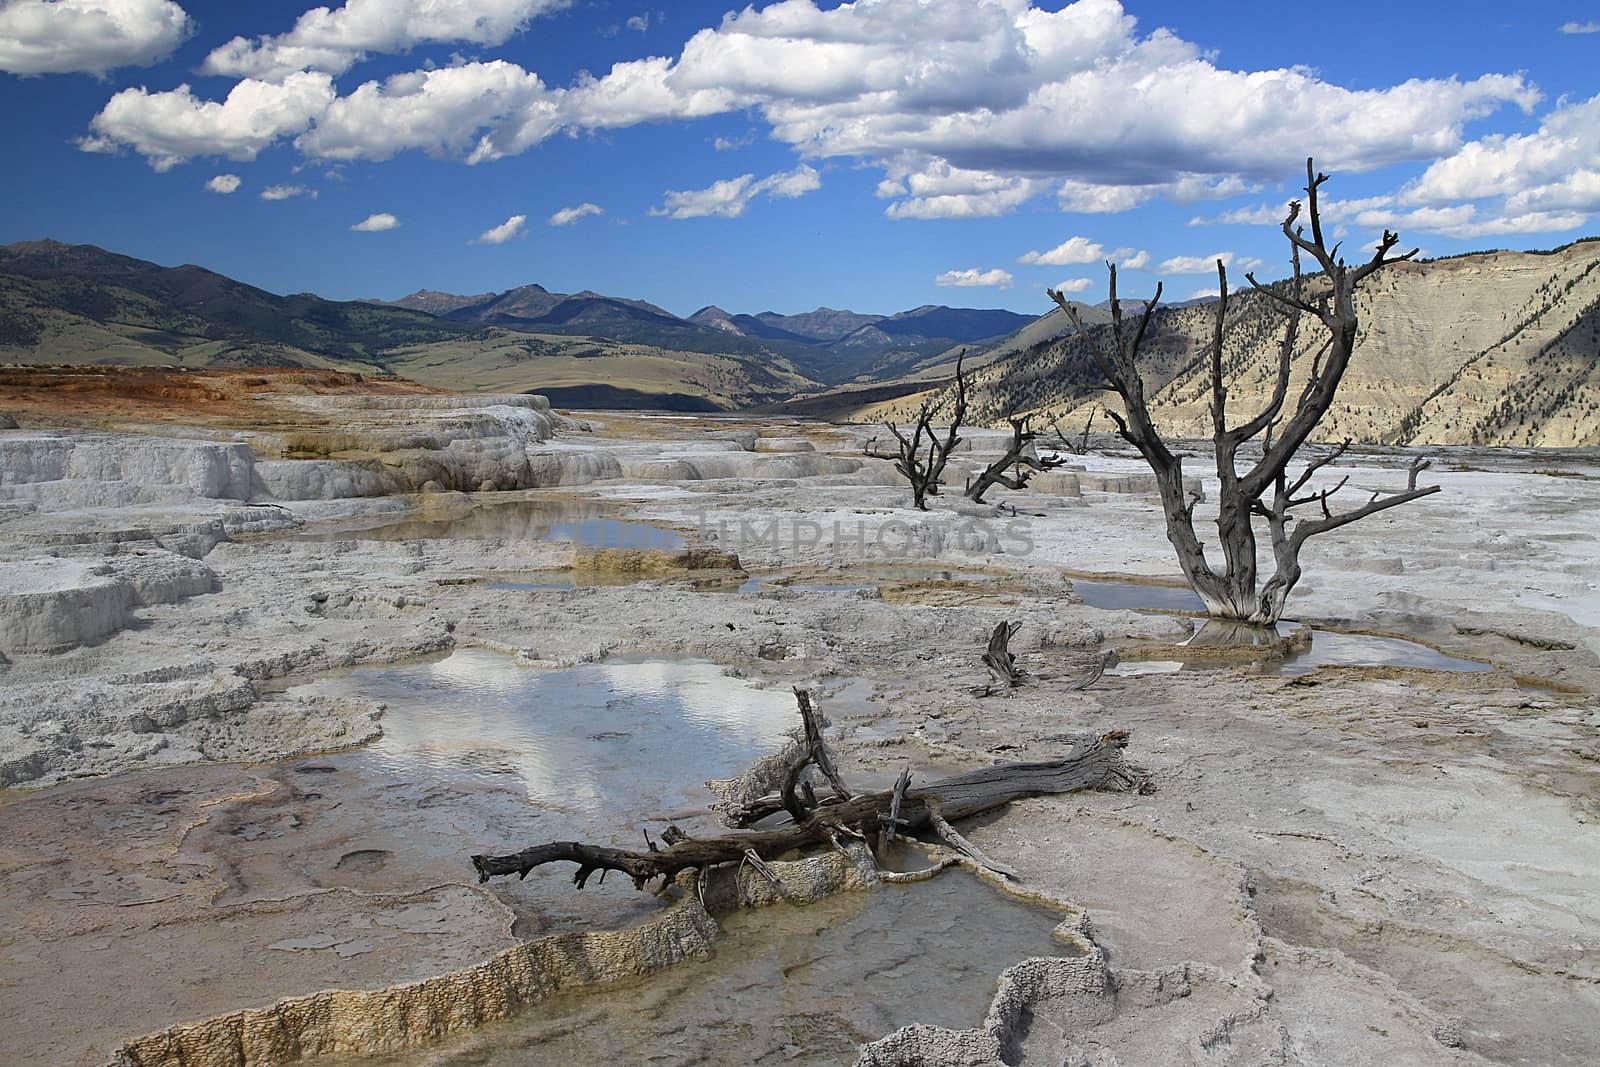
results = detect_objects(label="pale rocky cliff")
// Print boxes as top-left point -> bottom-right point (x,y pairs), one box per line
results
965,239 -> 1600,448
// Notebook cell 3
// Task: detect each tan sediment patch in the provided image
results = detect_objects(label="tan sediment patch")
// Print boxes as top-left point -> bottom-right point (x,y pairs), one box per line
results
876,576 -> 1026,608
1277,664 -> 1517,689
112,845 -> 881,1067
0,366 -> 446,435
1057,567 -> 1195,589
569,546 -> 743,575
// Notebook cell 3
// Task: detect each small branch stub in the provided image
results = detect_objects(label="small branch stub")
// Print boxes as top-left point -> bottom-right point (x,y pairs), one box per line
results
981,620 -> 1023,693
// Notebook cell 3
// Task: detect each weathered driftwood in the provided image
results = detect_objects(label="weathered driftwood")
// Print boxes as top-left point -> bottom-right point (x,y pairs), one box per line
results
1066,649 -> 1115,692
472,691 -> 1136,890
878,767 -> 913,851
927,807 -> 1019,880
981,620 -> 1023,692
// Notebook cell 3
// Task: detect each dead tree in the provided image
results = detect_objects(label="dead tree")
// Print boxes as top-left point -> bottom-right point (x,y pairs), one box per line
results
472,691 -> 1137,889
1056,407 -> 1097,456
965,414 -> 1073,503
1046,159 -> 1440,627
868,353 -> 969,510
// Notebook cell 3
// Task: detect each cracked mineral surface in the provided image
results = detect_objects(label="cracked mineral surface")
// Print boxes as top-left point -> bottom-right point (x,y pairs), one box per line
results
1,383 -> 1596,1066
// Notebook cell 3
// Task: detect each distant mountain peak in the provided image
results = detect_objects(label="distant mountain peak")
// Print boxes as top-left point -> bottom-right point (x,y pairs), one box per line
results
687,306 -> 747,335
385,288 -> 499,315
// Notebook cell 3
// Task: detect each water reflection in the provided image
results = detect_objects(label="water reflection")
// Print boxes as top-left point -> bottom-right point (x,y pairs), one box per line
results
292,650 -> 796,815
1071,578 -> 1204,613
1161,620 -> 1494,675
1273,630 -> 1493,676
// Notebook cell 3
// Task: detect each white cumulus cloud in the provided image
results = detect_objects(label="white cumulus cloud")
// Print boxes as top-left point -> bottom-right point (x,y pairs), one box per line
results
201,0 -> 570,81
1360,93 -> 1600,238
1019,236 -> 1106,266
1403,94 -> 1600,214
651,164 -> 820,219
876,159 -> 1046,219
548,202 -> 604,226
351,212 -> 398,231
296,60 -> 554,163
475,214 -> 527,244
563,0 -> 1537,219
652,175 -> 757,219
260,183 -> 313,200
0,0 -> 190,76
1156,251 -> 1260,274
81,71 -> 335,170
1057,179 -> 1148,214
761,163 -> 823,199
1052,278 -> 1092,293
935,267 -> 1014,289
1352,203 -> 1587,240
1560,20 -> 1600,34
72,0 -> 1553,229
205,173 -> 241,194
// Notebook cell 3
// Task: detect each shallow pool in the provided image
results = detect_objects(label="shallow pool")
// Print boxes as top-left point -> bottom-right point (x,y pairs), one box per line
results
315,649 -> 796,816
338,872 -> 1075,1067
1071,577 -> 1204,613
1271,629 -> 1493,677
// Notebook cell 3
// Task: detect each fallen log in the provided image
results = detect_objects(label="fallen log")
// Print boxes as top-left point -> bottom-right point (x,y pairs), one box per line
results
472,690 -> 1137,890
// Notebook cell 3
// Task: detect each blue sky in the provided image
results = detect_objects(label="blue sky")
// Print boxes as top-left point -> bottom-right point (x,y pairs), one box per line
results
1,0 -> 1596,317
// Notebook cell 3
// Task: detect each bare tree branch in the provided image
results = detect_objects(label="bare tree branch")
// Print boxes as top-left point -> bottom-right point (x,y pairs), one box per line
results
966,413 -> 1073,502
1043,158 -> 1440,626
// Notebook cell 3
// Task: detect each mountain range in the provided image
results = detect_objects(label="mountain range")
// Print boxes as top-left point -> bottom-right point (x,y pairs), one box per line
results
0,239 -> 1034,409
378,283 -> 1034,384
3,237 -> 1598,446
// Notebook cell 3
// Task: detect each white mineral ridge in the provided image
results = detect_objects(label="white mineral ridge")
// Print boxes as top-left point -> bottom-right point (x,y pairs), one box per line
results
0,551 -> 215,655
0,433 -> 254,501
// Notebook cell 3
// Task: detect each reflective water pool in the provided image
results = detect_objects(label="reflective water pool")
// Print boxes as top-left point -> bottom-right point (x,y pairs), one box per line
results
1126,622 -> 1496,677
1071,577 -> 1204,612
1272,629 -> 1493,677
300,649 -> 797,817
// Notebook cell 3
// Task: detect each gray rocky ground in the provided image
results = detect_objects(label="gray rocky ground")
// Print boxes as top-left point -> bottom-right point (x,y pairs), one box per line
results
0,397 -> 1596,1066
